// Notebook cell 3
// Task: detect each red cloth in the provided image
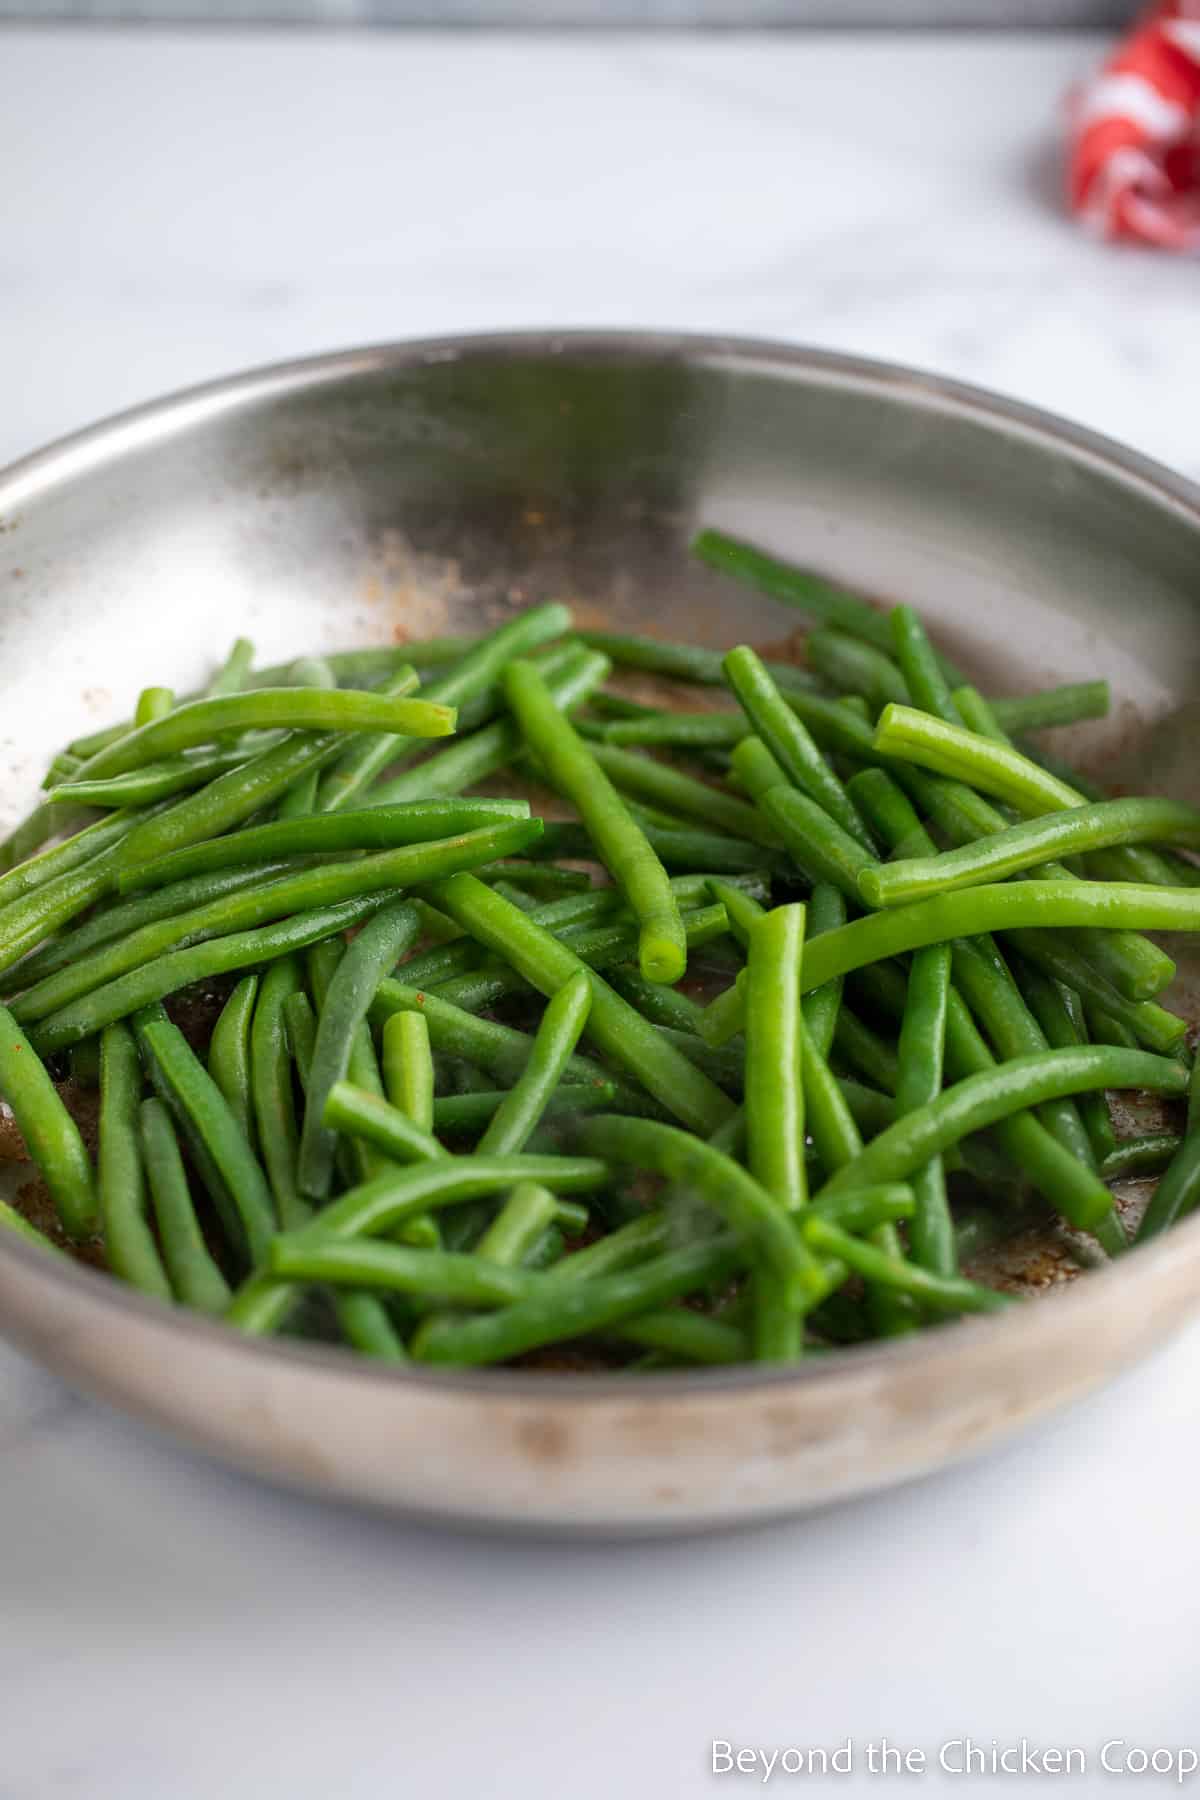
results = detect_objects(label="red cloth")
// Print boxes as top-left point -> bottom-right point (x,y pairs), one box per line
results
1069,0 -> 1200,248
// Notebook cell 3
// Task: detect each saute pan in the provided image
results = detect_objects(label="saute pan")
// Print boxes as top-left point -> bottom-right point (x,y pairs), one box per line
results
1,331 -> 1198,1533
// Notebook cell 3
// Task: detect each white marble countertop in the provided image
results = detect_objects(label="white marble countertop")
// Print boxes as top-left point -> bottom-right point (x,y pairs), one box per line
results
3,26 -> 1200,1799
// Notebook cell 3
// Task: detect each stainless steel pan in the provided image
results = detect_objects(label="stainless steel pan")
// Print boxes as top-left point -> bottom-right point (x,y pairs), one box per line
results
1,331 -> 1198,1534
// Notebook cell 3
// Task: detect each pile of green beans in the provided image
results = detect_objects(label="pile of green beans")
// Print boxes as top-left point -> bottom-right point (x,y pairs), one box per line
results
1,555 -> 1198,1372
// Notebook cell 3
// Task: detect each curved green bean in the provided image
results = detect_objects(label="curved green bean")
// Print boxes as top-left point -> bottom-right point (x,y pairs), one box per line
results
862,797 -> 1200,908
139,1098 -> 232,1314
299,900 -> 423,1197
78,687 -> 457,782
506,658 -> 686,983
98,1021 -> 171,1298
806,883 -> 1200,994
0,1002 -> 96,1239
208,974 -> 259,1149
817,1046 -> 1186,1214
573,1115 -> 819,1306
134,1006 -> 276,1267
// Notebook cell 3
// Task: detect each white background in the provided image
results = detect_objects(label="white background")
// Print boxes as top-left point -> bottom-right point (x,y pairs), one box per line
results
2,27 -> 1198,1797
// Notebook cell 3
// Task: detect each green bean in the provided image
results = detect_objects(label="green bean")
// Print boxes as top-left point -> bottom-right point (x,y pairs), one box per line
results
589,743 -> 780,847
691,529 -> 904,656
0,1002 -> 96,1238
800,883 -> 1200,994
1137,1055 -> 1200,1241
17,819 -> 541,1027
699,977 -> 747,1049
744,903 -> 808,1360
109,669 -> 419,871
371,977 -> 652,1111
796,1011 -> 912,1332
573,1115 -> 818,1305
274,669 -> 332,823
49,743 -> 275,809
324,1082 -> 449,1166
382,1011 -> 435,1131
476,863 -> 593,897
874,704 -> 1087,816
704,878 -> 761,952
427,874 -> 735,1135
366,647 -> 610,810
806,629 -> 909,712
802,883 -> 847,1059
601,713 -> 748,749
426,903 -> 728,1019
475,1183 -> 561,1267
433,1085 -> 616,1137
818,1046 -> 1185,1210
206,637 -> 255,697
298,901 -> 424,1198
29,893 -> 392,1054
76,687 -> 455,783
989,681 -> 1111,734
533,820 -> 788,880
250,958 -> 308,1230
208,975 -> 259,1149
729,735 -> 788,803
606,969 -> 706,1035
880,769 -> 1175,1004
315,604 -> 570,811
98,1022 -> 171,1298
42,751 -> 85,789
270,1229 -> 737,1363
462,977 -> 594,1257
333,1294 -> 410,1361
0,799 -> 91,869
758,786 -> 875,903
1101,1134 -> 1182,1181
506,661 -> 687,983
117,799 -> 532,894
0,1198 -> 67,1256
283,988 -> 317,1070
1001,930 -> 1185,1056
0,833 -> 155,979
723,646 -> 874,849
134,1006 -> 276,1266
233,1154 -> 608,1344
1015,965 -> 1116,1164
576,627 -> 819,696
863,797 -> 1200,909
951,938 -> 1096,1169
894,944 -> 954,1276
0,808 -> 143,914
3,860 -> 298,994
890,605 -> 962,725
411,1227 -> 744,1365
804,1219 -> 1010,1315
475,972 -> 593,1157
138,1098 -> 231,1314
832,1009 -> 899,1094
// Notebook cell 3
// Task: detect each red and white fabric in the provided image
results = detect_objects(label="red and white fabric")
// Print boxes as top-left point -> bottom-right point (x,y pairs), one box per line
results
1069,0 -> 1200,249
